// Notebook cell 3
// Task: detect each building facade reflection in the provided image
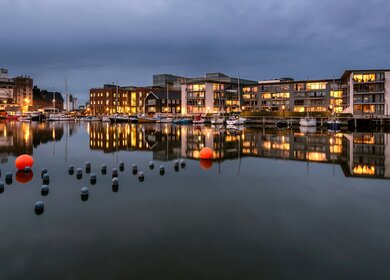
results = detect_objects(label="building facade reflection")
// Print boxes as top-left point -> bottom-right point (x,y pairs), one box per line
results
0,121 -> 65,163
87,123 -> 390,179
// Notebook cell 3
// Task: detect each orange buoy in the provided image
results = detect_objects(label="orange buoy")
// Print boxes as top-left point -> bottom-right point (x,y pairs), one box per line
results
15,170 -> 34,184
199,147 -> 213,159
200,159 -> 213,170
15,154 -> 34,170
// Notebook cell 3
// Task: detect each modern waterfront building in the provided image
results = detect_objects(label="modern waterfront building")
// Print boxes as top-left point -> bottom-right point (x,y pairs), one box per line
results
253,78 -> 346,114
180,72 -> 257,115
153,74 -> 185,89
242,69 -> 390,116
341,69 -> 390,116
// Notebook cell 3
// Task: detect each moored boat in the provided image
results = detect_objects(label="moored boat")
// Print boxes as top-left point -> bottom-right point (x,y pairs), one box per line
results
109,114 -> 137,123
226,115 -> 246,125
48,114 -> 75,121
173,118 -> 192,124
211,114 -> 225,124
6,112 -> 22,120
299,116 -> 317,127
193,115 -> 205,124
137,115 -> 156,123
327,118 -> 341,131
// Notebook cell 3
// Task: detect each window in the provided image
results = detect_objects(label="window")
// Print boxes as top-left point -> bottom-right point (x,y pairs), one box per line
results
307,82 -> 327,90
330,90 -> 342,98
262,93 -> 272,99
353,74 -> 376,83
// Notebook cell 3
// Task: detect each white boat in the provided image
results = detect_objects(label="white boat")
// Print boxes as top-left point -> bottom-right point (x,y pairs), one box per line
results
300,125 -> 317,134
158,117 -> 173,123
211,114 -> 224,124
102,116 -> 111,122
226,115 -> 246,125
299,116 -> 316,127
155,114 -> 173,123
48,114 -> 75,121
300,88 -> 316,127
19,115 -> 32,122
226,124 -> 244,135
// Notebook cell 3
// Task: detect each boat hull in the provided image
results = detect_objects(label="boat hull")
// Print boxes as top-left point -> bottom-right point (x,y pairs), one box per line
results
299,118 -> 317,127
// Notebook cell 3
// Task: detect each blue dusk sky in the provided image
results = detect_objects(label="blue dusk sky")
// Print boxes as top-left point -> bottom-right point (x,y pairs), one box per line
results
1,0 -> 389,103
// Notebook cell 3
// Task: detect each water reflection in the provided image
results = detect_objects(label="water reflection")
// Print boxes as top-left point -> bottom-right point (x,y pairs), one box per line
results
0,121 -> 389,180
0,120 -> 70,163
87,123 -> 390,179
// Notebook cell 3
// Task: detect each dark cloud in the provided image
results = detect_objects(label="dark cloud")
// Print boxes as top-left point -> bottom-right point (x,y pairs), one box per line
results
1,0 -> 389,103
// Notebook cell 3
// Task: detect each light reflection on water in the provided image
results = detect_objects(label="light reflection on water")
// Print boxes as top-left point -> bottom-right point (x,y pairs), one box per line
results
0,121 -> 390,279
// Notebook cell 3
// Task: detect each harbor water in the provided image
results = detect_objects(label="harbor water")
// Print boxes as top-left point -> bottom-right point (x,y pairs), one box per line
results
1,121 -> 390,279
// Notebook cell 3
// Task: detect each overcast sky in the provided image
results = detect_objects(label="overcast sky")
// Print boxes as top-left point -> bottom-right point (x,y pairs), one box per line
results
1,0 -> 389,103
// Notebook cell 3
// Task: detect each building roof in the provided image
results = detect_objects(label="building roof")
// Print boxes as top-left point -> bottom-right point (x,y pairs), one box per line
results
183,73 -> 257,85
33,88 -> 64,102
147,88 -> 181,100
340,69 -> 390,80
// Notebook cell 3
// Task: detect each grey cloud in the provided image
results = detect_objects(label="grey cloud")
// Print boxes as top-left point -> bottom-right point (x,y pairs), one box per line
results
1,0 -> 389,103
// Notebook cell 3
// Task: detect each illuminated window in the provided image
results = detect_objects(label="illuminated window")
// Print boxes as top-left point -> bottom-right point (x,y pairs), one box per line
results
262,93 -> 272,99
353,74 -> 376,83
193,84 -> 205,91
272,92 -> 290,98
294,106 -> 305,112
353,165 -> 375,175
330,90 -> 342,98
307,82 -> 327,90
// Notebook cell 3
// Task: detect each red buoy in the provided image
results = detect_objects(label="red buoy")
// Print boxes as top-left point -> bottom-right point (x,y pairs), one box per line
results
200,159 -> 213,170
16,170 -> 34,184
199,147 -> 213,159
15,154 -> 34,170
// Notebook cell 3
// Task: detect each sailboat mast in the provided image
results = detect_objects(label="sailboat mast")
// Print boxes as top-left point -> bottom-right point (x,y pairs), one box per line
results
166,85 -> 169,116
65,78 -> 68,112
238,72 -> 241,111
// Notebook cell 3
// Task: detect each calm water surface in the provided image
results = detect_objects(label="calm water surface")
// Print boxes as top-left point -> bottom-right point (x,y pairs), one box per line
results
1,121 -> 390,279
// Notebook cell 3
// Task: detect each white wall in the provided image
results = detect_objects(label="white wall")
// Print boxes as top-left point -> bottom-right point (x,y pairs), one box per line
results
205,83 -> 214,114
181,84 -> 187,115
385,72 -> 390,116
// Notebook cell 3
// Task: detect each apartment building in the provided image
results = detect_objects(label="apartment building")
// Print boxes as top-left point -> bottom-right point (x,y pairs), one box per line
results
180,73 -> 257,115
341,69 -> 390,116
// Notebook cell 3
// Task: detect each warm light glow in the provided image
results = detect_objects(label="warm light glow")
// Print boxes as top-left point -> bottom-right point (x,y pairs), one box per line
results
354,136 -> 375,144
353,74 -> 376,83
330,90 -> 343,98
306,152 -> 326,161
353,165 -> 375,175
294,106 -> 305,112
272,143 -> 290,150
330,145 -> 342,153
262,141 -> 271,150
307,82 -> 327,90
